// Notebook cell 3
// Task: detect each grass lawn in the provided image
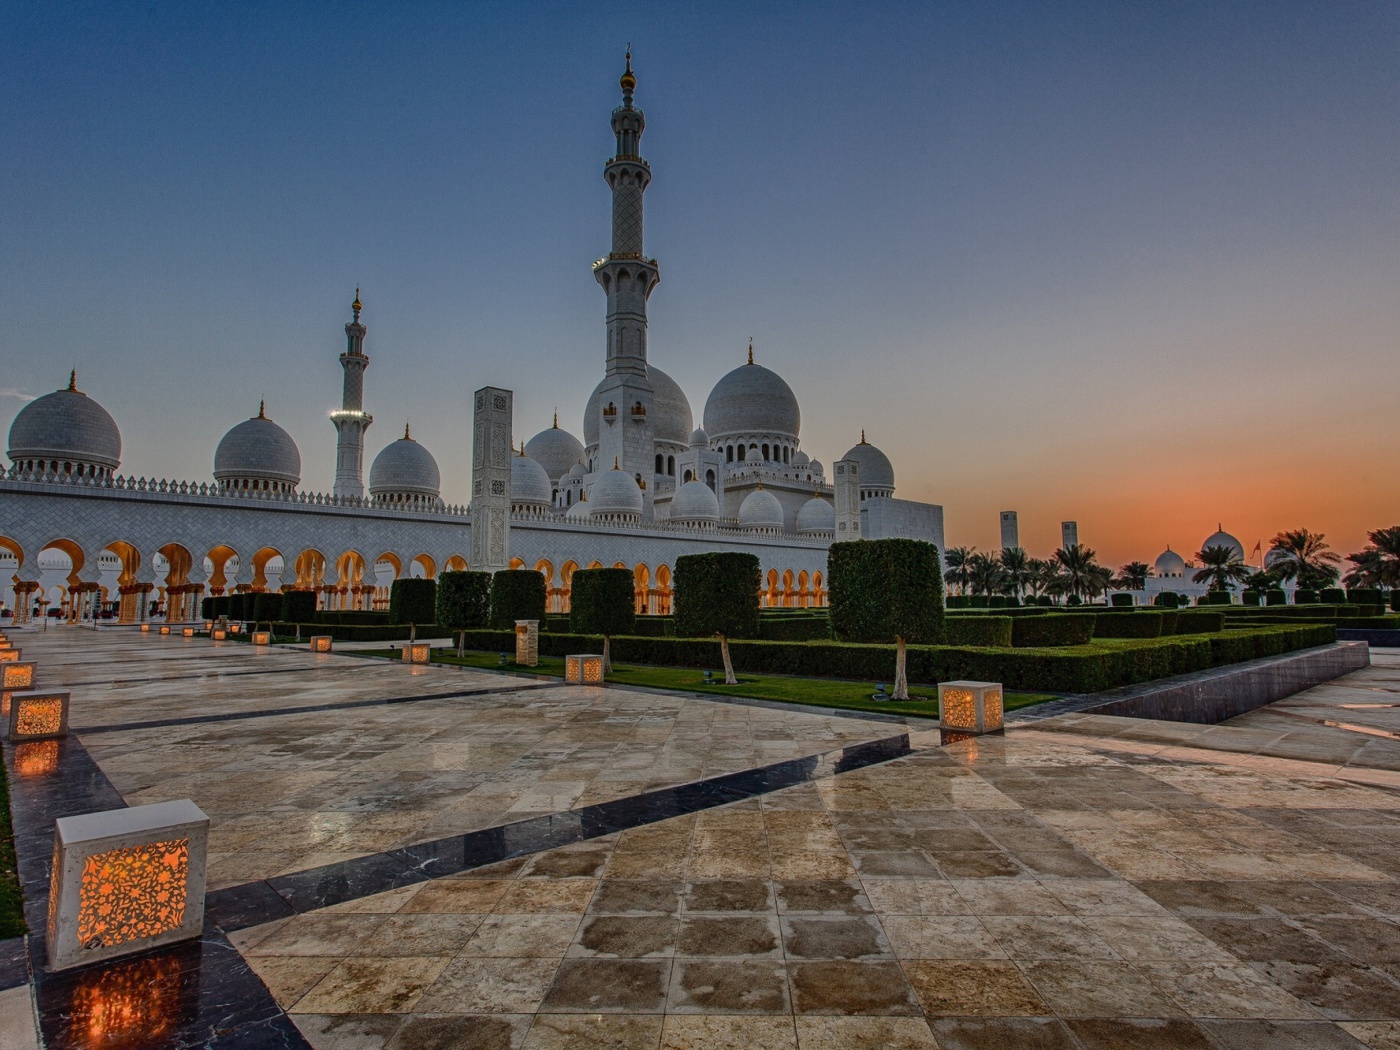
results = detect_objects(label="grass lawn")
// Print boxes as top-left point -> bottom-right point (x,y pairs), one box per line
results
0,755 -> 24,938
356,647 -> 1058,721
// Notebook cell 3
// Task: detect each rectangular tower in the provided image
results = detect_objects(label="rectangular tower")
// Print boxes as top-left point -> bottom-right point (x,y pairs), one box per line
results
833,459 -> 861,540
1000,511 -> 1019,551
1061,521 -> 1079,550
470,387 -> 513,574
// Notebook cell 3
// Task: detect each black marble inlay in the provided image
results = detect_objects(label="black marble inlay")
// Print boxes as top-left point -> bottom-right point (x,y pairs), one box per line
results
207,733 -> 914,930
2,733 -> 311,1049
77,681 -> 553,735
0,934 -> 27,991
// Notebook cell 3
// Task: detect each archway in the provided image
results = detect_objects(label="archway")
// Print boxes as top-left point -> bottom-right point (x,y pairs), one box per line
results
205,545 -> 237,597
0,536 -> 22,624
655,564 -> 672,615
411,553 -> 436,581
560,561 -> 578,614
634,564 -> 650,615
103,541 -> 143,623
813,571 -> 825,608
336,551 -> 368,611
445,554 -> 468,572
157,542 -> 195,622
372,553 -> 402,610
765,569 -> 780,609
509,557 -> 526,571
535,560 -> 557,612
250,547 -> 284,592
294,549 -> 328,609
782,569 -> 795,608
797,570 -> 810,609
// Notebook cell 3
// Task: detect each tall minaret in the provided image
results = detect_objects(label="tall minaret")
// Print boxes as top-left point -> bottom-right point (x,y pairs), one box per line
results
592,50 -> 658,515
332,288 -> 373,499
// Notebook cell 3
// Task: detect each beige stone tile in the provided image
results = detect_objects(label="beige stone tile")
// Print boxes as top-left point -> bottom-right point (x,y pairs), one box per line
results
244,955 -> 343,1009
950,878 -> 1072,916
1339,1020 -> 1400,1049
660,1014 -> 797,1049
793,1016 -> 939,1050
521,1014 -> 663,1049
245,913 -> 389,957
386,1013 -> 531,1049
881,915 -> 1006,960
322,883 -> 425,914
0,986 -> 38,1050
294,956 -> 451,1015
1022,959 -> 1186,1018
904,960 -> 1049,1017
1046,879 -> 1170,916
465,914 -> 583,958
402,879 -> 512,913
1136,959 -> 1318,1019
496,879 -> 599,914
413,957 -> 562,1015
359,914 -> 487,957
979,914 -> 1119,960
667,960 -> 790,1013
1081,915 -> 1236,963
861,878 -> 969,916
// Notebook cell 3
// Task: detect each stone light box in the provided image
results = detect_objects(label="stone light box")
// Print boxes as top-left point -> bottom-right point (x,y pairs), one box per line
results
515,620 -> 539,667
140,624 -> 150,633
48,799 -> 210,972
7,690 -> 70,742
2,662 -> 36,691
159,626 -> 170,635
309,635 -> 332,653
938,680 -> 1004,734
403,642 -> 430,663
181,627 -> 195,638
211,628 -> 227,641
228,624 -> 241,634
565,654 -> 605,684
252,631 -> 271,645
0,648 -> 21,662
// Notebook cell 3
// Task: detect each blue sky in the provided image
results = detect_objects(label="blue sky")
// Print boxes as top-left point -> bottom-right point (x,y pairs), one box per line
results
3,1 -> 1397,566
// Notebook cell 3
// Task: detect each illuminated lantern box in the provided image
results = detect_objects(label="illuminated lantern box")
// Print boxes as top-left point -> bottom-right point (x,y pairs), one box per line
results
140,624 -> 150,633
252,631 -> 271,646
7,690 -> 70,742
565,654 -> 604,684
2,662 -> 36,691
204,621 -> 214,631
47,799 -> 209,972
0,648 -> 21,662
228,624 -> 241,634
159,626 -> 171,636
309,635 -> 333,653
938,680 -> 1004,735
211,628 -> 227,641
403,642 -> 430,664
181,627 -> 195,638
514,619 -> 539,667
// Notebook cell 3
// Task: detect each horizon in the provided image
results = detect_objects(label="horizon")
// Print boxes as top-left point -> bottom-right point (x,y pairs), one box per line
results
3,2 -> 1396,570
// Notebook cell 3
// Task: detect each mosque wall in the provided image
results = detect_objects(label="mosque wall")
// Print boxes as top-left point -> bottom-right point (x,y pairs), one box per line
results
861,497 -> 946,553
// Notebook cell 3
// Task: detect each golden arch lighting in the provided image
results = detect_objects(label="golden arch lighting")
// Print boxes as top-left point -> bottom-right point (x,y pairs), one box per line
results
309,635 -> 332,653
2,662 -> 36,691
938,680 -> 1004,734
47,799 -> 210,971
7,690 -> 70,742
403,642 -> 430,664
565,654 -> 605,684
252,631 -> 271,646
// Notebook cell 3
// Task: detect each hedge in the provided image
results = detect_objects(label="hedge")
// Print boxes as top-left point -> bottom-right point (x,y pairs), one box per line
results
1393,591 -> 1400,613
1321,588 -> 1347,604
945,617 -> 1013,648
1348,588 -> 1384,606
228,593 -> 252,621
1154,592 -> 1180,609
252,592 -> 282,624
315,610 -> 390,626
489,570 -> 546,629
1092,612 -> 1164,639
966,595 -> 990,608
1241,591 -> 1262,607
569,568 -> 636,640
674,552 -> 761,641
1265,589 -> 1288,606
1174,611 -> 1226,634
829,539 -> 943,645
1012,614 -> 1095,648
282,590 -> 318,623
1295,589 -> 1320,604
1111,594 -> 1134,608
437,571 -> 493,645
1198,591 -> 1233,606
759,616 -> 832,642
389,578 -> 438,629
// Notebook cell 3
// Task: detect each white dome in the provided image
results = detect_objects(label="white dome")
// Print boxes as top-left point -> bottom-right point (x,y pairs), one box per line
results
583,364 -> 692,449
588,468 -> 643,518
1154,547 -> 1186,576
796,496 -> 835,534
214,405 -> 300,489
792,450 -> 810,468
566,462 -> 587,479
840,436 -> 894,492
688,427 -> 709,449
369,430 -> 441,502
511,452 -> 553,506
566,498 -> 591,521
703,359 -> 800,441
1264,546 -> 1288,570
809,459 -> 824,475
7,374 -> 121,473
1201,526 -> 1244,561
739,487 -> 785,529
525,423 -> 586,482
670,480 -> 720,523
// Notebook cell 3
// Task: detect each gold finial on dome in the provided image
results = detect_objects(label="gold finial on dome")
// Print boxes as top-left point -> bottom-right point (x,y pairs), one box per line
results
747,337 -> 754,365
620,46 -> 636,94
258,400 -> 266,419
552,409 -> 558,429
404,423 -> 412,440
519,441 -> 527,456
613,456 -> 620,470
860,429 -> 867,444
352,286 -> 362,312
67,369 -> 77,392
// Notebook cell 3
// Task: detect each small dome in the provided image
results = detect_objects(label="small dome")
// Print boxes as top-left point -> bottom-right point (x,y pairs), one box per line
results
840,434 -> 894,492
1201,525 -> 1244,561
796,496 -> 835,534
670,480 -> 720,523
809,459 -> 824,475
566,462 -> 587,479
792,450 -> 810,468
688,427 -> 709,449
703,359 -> 801,442
565,497 -> 591,522
214,405 -> 300,489
584,364 -> 693,448
739,487 -> 785,530
369,429 -> 441,502
1154,547 -> 1186,576
525,421 -> 586,482
511,451 -> 553,506
1264,546 -> 1288,570
7,374 -> 122,473
589,466 -> 643,518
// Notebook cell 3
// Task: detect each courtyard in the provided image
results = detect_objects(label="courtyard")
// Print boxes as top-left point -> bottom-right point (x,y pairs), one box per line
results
4,631 -> 1400,1049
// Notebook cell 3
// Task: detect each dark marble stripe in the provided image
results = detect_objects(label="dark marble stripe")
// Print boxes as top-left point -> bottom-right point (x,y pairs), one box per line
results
0,935 -> 27,991
208,732 -> 914,930
2,734 -> 311,1049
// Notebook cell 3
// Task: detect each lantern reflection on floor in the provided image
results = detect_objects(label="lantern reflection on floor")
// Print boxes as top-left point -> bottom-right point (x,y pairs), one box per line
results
15,739 -> 59,776
68,949 -> 191,1047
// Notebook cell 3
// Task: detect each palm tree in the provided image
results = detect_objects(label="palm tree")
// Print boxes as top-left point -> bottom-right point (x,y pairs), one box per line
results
944,546 -> 974,596
1114,561 -> 1150,592
1054,544 -> 1103,602
1087,566 -> 1115,603
1345,526 -> 1400,589
1193,544 -> 1251,592
1025,558 -> 1054,600
999,547 -> 1031,598
1269,528 -> 1341,590
967,552 -> 1006,597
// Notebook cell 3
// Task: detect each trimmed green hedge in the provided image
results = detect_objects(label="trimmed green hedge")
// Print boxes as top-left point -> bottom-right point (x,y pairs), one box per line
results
1175,611 -> 1226,633
570,568 -> 636,638
315,610 -> 390,626
1265,589 -> 1287,606
252,592 -> 282,624
1241,591 -> 1262,607
1198,591 -> 1233,606
829,539 -> 944,645
1153,592 -> 1180,609
759,616 -> 832,641
1012,614 -> 1095,648
228,593 -> 252,621
490,570 -> 546,629
1111,594 -> 1134,608
1295,589 -> 1320,604
437,571 -> 492,637
282,590 -> 318,623
945,617 -> 1013,647
1092,612 -> 1164,639
675,552 -> 761,641
1393,591 -> 1400,613
1348,588 -> 1384,606
1321,588 -> 1347,604
389,578 -> 437,628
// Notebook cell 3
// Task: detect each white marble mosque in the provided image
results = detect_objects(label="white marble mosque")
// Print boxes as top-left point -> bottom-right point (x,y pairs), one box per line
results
0,55 -> 945,625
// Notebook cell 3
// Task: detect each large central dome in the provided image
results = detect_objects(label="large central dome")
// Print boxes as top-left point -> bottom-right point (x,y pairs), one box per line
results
583,364 -> 692,449
703,358 -> 800,442
214,404 -> 301,492
7,374 -> 122,475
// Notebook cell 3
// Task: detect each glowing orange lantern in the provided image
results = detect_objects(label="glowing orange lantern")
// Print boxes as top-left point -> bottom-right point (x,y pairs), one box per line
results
938,680 -> 1004,734
2,662 -> 35,691
565,654 -> 605,684
211,628 -> 227,641
15,739 -> 59,777
159,626 -> 170,636
0,648 -> 21,662
402,642 -> 431,664
6,690 -> 70,742
252,631 -> 270,645
309,635 -> 332,653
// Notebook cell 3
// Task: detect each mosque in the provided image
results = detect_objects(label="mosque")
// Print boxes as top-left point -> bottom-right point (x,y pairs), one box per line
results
0,55 -> 943,625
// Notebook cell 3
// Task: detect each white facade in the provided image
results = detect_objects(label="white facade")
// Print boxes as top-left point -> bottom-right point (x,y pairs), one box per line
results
1000,511 -> 1019,551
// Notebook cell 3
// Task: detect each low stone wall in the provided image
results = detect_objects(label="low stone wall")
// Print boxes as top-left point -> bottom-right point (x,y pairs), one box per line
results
1011,642 -> 1370,726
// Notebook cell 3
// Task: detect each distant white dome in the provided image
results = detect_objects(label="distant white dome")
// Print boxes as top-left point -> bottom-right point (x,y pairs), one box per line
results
840,435 -> 894,493
7,373 -> 121,475
588,467 -> 643,520
511,452 -> 553,506
670,480 -> 720,523
1154,547 -> 1186,577
369,428 -> 441,504
1264,546 -> 1288,570
214,404 -> 300,492
583,364 -> 692,449
792,450 -> 810,468
566,462 -> 587,480
1201,526 -> 1245,561
808,459 -> 824,475
739,487 -> 785,530
565,498 -> 591,522
703,357 -> 800,441
796,496 -> 835,534
688,427 -> 709,449
525,422 -> 586,482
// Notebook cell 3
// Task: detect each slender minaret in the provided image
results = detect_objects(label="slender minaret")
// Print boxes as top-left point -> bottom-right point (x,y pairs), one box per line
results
332,288 -> 373,499
592,50 -> 658,516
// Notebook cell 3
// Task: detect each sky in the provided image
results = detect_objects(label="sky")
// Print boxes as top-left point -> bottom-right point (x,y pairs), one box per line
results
2,1 -> 1397,569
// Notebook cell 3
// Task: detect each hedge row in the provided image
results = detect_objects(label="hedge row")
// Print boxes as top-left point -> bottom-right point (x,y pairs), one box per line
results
945,617 -> 1014,647
1091,612 -> 1164,638
1012,615 -> 1096,647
